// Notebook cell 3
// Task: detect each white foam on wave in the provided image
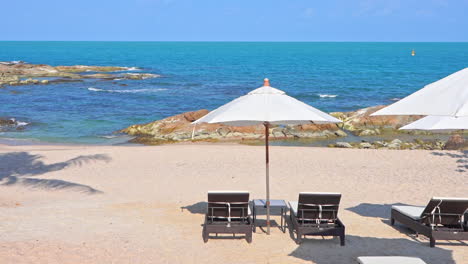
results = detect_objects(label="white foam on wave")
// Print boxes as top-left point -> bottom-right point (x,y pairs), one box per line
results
101,135 -> 118,139
88,87 -> 105,92
16,121 -> 29,126
317,94 -> 338,98
390,98 -> 401,101
88,87 -> 168,93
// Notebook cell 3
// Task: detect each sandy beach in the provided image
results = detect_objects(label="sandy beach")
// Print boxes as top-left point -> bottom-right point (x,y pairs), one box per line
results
0,143 -> 466,263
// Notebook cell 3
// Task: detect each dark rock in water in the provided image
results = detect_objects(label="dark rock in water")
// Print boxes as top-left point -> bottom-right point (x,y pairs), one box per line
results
0,118 -> 29,132
0,118 -> 16,126
444,134 -> 467,150
0,63 -> 157,86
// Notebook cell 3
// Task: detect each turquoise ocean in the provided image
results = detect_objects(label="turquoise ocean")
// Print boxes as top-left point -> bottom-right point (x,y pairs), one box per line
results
0,42 -> 467,144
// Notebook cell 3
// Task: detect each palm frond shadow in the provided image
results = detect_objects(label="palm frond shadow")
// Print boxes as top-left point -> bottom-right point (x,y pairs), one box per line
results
0,152 -> 110,194
431,150 -> 468,172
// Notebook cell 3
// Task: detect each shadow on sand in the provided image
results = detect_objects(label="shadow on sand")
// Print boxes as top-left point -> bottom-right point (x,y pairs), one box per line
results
289,235 -> 455,264
346,203 -> 468,248
181,201 -> 207,214
346,203 -> 409,219
431,150 -> 468,172
0,151 -> 110,194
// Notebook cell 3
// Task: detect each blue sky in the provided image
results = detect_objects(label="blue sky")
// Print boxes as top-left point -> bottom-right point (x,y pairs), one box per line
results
2,0 -> 468,41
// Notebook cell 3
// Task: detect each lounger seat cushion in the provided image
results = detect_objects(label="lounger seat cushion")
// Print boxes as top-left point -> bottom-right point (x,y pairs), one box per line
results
357,256 -> 426,264
289,201 -> 299,216
392,205 -> 425,220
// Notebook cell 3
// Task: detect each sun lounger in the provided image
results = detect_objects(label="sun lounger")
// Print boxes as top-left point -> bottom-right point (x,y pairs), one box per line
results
202,191 -> 253,243
288,192 -> 345,245
357,256 -> 427,264
391,197 -> 468,247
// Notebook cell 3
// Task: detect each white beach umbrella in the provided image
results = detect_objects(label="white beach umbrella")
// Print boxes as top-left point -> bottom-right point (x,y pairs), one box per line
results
400,116 -> 468,132
193,78 -> 341,234
371,68 -> 468,117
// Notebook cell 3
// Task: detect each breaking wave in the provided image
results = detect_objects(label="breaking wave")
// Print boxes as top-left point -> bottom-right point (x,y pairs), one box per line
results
317,94 -> 338,98
88,87 -> 168,93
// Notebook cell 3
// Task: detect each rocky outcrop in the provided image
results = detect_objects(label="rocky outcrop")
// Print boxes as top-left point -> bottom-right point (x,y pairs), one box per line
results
119,107 -> 466,150
0,62 -> 158,87
55,65 -> 136,73
0,118 -> 28,131
444,134 -> 468,150
119,109 -> 347,145
331,105 -> 424,136
329,138 -> 447,150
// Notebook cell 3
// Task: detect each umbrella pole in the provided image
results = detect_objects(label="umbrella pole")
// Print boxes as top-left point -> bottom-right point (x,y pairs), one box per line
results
264,122 -> 270,235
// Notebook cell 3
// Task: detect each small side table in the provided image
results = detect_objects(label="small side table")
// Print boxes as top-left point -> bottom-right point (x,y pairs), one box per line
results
252,199 -> 288,233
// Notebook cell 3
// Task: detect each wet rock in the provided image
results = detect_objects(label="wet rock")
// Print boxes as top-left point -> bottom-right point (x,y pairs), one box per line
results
0,63 -> 154,86
216,127 -> 231,137
335,142 -> 353,148
333,105 -> 423,134
0,118 -> 16,126
359,142 -> 373,149
387,142 -> 401,149
0,118 -> 28,132
357,129 -> 380,136
444,134 -> 467,150
83,73 -> 116,79
121,73 -> 159,80
373,141 -> 387,148
334,130 -> 348,137
55,65 -> 136,73
271,127 -> 286,138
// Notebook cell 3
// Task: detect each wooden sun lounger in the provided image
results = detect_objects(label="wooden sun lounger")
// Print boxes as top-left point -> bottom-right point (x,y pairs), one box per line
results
202,191 -> 253,243
288,192 -> 345,245
357,256 -> 427,264
391,197 -> 468,247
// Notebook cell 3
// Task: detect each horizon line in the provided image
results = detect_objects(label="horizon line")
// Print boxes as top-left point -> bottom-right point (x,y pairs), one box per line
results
1,40 -> 468,43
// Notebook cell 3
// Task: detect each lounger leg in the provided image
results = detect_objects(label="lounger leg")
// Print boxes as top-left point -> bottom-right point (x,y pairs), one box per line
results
246,232 -> 252,244
340,234 -> 345,246
390,218 -> 395,226
430,237 -> 436,248
202,225 -> 208,243
296,231 -> 302,244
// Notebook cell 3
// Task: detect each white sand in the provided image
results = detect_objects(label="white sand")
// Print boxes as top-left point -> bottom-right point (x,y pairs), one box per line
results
0,144 -> 466,263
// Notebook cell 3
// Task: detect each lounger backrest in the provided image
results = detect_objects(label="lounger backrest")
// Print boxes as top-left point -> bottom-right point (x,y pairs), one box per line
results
297,192 -> 341,221
207,191 -> 249,218
421,197 -> 468,225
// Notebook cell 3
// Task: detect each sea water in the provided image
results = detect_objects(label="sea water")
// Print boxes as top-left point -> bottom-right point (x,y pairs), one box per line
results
0,42 -> 467,144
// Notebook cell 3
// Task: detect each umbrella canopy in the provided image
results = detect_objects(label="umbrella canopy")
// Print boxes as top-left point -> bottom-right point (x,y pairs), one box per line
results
400,116 -> 468,131
193,80 -> 341,126
372,68 -> 468,117
193,79 -> 340,234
